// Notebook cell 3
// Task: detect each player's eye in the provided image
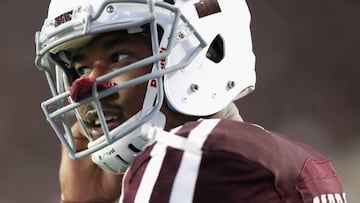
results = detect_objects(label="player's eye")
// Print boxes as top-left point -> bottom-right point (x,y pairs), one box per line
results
111,53 -> 129,63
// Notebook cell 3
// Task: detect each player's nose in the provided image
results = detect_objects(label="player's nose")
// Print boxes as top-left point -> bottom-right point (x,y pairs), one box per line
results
70,77 -> 117,102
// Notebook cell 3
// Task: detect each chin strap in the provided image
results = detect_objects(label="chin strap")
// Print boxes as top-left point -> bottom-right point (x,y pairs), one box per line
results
88,114 -> 208,174
89,111 -> 166,174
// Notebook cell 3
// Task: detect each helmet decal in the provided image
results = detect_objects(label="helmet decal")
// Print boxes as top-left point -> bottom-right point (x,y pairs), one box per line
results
195,0 -> 221,18
55,10 -> 73,27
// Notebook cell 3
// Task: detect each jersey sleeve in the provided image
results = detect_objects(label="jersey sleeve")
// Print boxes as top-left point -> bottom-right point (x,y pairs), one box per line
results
120,119 -> 347,203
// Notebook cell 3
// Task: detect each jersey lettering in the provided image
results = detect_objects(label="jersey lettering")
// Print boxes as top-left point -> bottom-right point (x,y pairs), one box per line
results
313,193 -> 347,203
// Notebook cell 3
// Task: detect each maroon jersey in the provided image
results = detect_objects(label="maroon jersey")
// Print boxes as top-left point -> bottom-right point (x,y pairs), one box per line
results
120,119 -> 346,203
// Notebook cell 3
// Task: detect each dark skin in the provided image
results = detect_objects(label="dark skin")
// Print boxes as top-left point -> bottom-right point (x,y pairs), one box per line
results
60,31 -> 200,202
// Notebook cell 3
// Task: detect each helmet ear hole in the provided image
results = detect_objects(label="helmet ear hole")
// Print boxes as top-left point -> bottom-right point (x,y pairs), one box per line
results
206,34 -> 224,63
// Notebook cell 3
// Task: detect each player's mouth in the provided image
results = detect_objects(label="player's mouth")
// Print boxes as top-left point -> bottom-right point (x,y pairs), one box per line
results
90,115 -> 124,139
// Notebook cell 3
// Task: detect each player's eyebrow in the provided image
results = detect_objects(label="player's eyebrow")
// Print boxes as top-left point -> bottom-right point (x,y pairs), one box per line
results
102,37 -> 127,50
71,34 -> 129,64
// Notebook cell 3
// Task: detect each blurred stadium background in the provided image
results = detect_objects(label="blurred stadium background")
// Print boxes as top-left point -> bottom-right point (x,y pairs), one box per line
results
0,0 -> 358,202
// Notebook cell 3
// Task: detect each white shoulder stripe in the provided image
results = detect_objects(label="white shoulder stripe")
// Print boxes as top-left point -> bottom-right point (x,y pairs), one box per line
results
132,119 -> 220,203
169,119 -> 220,203
133,142 -> 168,203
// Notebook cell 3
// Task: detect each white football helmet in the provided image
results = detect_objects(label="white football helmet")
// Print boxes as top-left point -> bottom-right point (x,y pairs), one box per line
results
35,0 -> 256,174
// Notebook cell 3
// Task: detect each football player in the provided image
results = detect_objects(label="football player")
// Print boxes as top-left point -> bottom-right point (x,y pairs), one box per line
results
35,0 -> 347,202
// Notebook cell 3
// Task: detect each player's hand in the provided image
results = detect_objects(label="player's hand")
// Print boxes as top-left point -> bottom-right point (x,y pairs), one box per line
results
59,123 -> 123,203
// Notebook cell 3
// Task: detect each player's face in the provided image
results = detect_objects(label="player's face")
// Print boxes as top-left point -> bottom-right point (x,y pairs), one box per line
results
71,31 -> 153,139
